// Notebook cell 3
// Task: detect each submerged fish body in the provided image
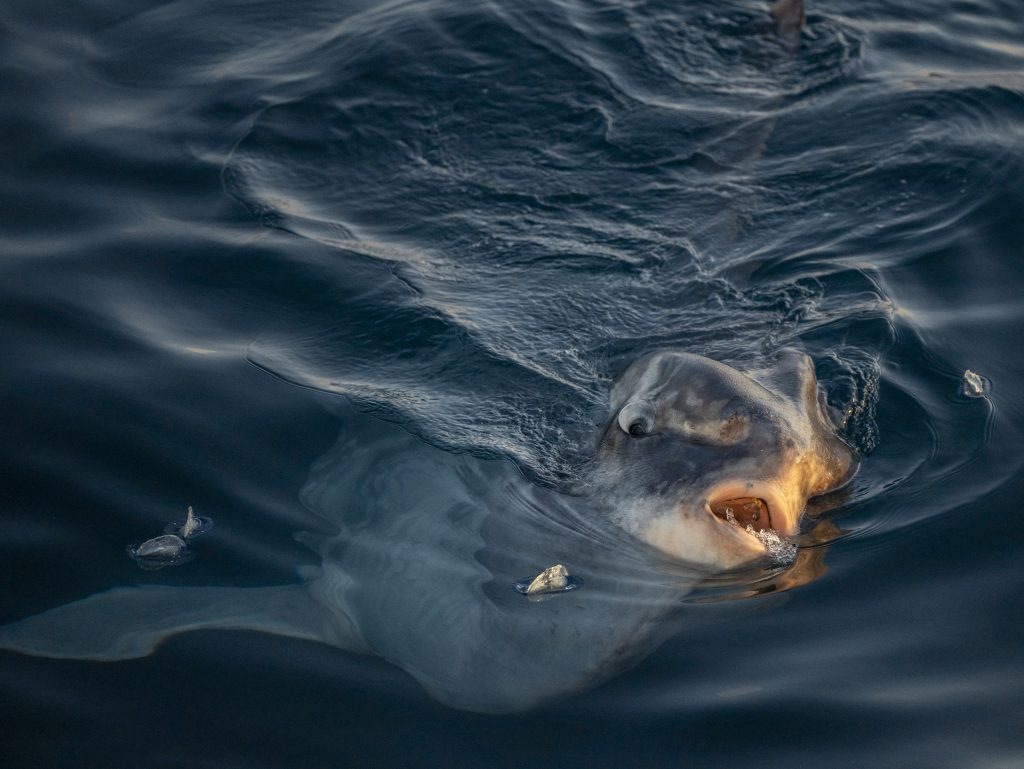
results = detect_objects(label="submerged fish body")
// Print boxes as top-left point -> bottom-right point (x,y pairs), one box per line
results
0,346 -> 856,712
0,1 -> 850,713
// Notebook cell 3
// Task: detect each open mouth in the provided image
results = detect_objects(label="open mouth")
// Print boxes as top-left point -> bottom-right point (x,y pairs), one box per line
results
705,481 -> 794,536
709,496 -> 772,532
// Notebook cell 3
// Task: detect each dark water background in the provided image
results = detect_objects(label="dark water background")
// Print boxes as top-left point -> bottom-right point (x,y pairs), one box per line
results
2,0 -> 1023,766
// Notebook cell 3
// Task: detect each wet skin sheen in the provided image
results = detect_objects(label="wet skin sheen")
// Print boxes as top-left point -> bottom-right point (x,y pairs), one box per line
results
594,349 -> 857,568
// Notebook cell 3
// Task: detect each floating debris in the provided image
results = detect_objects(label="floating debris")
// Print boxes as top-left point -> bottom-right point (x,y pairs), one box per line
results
528,564 -> 568,594
129,504 -> 211,570
163,505 -> 213,540
514,564 -> 583,598
127,534 -> 193,570
959,369 -> 991,399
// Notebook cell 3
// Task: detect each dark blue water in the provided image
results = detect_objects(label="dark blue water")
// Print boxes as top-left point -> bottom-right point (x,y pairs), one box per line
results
2,0 -> 1023,766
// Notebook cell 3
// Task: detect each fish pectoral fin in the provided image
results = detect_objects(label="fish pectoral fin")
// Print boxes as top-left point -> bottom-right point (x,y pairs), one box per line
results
0,584 -> 336,661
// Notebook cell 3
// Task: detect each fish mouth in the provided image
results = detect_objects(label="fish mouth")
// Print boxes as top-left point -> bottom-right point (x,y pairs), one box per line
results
705,481 -> 797,537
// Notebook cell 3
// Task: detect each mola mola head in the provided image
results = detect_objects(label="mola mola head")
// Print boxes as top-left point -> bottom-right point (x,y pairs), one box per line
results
595,349 -> 857,569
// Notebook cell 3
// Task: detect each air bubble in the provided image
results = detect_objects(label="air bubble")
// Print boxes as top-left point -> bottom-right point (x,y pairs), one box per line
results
746,525 -> 797,565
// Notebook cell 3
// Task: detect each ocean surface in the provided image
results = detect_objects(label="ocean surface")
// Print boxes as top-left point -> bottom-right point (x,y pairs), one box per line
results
2,0 -> 1023,766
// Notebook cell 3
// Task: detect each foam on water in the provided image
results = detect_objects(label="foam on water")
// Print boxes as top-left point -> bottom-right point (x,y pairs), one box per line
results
722,509 -> 798,566
748,525 -> 798,566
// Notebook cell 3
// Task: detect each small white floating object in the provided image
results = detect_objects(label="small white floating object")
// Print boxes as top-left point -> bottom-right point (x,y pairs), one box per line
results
528,564 -> 569,594
164,504 -> 213,540
128,504 -> 210,570
128,534 -> 193,570
180,506 -> 201,538
959,369 -> 991,399
132,534 -> 187,559
514,564 -> 583,598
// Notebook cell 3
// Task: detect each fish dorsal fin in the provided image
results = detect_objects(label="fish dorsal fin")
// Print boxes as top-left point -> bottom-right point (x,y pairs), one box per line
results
745,348 -> 817,417
771,0 -> 805,31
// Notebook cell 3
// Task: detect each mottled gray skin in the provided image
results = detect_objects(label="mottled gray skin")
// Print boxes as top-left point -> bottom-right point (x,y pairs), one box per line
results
593,350 -> 857,568
771,0 -> 806,31
0,4 -> 834,711
0,350 -> 857,713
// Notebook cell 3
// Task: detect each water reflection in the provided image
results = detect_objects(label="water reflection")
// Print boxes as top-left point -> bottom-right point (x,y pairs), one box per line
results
2,0 -> 1024,764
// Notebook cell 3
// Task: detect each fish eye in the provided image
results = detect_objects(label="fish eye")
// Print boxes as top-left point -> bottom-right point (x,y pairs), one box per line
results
618,400 -> 656,437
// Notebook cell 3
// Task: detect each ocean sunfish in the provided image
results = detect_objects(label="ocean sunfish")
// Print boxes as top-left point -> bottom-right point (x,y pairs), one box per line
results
0,347 -> 857,713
